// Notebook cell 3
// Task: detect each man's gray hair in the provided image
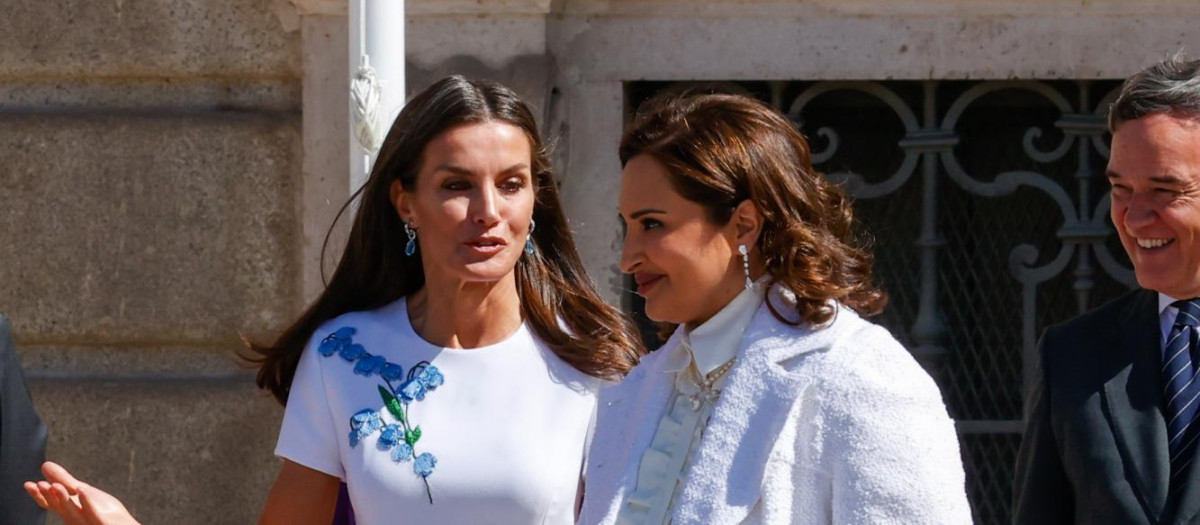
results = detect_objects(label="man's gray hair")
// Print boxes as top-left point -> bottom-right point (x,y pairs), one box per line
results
1109,52 -> 1200,131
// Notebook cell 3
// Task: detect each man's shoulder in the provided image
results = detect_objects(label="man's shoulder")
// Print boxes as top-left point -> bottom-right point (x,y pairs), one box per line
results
1044,289 -> 1152,340
1036,289 -> 1156,376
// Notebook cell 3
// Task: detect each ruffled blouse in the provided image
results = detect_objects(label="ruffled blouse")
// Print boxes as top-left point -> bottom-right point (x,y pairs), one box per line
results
615,279 -> 767,524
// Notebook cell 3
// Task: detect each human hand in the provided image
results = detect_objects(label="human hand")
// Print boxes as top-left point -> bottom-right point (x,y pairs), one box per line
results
23,461 -> 141,525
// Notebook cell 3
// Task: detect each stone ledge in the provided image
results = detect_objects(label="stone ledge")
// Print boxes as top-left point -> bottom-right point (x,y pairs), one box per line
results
548,14 -> 1200,81
409,0 -> 552,16
554,0 -> 1200,17
0,79 -> 300,113
17,344 -> 257,379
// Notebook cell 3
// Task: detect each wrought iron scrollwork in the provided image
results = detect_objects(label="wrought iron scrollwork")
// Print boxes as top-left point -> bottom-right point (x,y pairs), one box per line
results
787,80 -> 1132,396
790,82 -> 922,199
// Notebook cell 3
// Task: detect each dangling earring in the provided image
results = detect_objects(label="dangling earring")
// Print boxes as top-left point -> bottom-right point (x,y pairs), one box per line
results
738,244 -> 752,289
404,222 -> 418,257
525,219 -> 536,256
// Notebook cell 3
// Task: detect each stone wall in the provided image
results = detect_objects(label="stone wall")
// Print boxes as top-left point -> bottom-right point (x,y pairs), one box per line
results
1,1 -> 302,522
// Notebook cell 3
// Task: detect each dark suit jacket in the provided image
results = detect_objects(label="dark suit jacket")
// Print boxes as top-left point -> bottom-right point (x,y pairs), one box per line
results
0,315 -> 46,525
1013,289 -> 1200,524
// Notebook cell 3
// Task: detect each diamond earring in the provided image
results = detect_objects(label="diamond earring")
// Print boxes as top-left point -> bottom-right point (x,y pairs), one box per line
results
738,244 -> 751,289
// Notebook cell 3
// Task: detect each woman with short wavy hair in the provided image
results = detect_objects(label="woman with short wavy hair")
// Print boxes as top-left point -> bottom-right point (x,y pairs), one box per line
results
582,92 -> 971,524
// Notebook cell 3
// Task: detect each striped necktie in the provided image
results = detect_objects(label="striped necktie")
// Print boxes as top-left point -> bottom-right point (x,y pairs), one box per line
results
1165,299 -> 1200,497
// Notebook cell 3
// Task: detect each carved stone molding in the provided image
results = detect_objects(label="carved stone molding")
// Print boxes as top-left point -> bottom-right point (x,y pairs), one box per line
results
289,0 -> 348,16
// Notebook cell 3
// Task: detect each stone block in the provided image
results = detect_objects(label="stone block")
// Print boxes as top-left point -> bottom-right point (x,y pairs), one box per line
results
407,15 -> 547,71
0,0 -> 299,78
0,113 -> 302,343
29,377 -> 282,524
406,15 -> 551,118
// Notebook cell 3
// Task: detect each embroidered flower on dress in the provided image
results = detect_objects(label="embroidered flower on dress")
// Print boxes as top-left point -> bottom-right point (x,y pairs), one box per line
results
392,443 -> 414,462
318,326 -> 444,504
377,424 -> 404,450
418,366 -> 444,388
350,408 -> 381,431
348,409 -> 383,449
399,378 -> 428,403
318,327 -> 356,357
414,453 -> 438,477
338,343 -> 367,362
354,354 -> 387,377
381,363 -> 405,381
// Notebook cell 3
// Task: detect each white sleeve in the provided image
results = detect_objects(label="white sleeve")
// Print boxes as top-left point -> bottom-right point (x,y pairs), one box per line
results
823,332 -> 972,524
273,334 -> 345,479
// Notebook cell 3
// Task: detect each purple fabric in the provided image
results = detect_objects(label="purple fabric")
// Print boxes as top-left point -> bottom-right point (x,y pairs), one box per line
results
332,483 -> 356,525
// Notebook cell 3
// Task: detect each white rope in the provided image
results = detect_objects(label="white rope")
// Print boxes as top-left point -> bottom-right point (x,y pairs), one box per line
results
350,55 -> 384,153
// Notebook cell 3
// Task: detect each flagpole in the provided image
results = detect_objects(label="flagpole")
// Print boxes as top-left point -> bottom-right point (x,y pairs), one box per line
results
349,0 -> 405,199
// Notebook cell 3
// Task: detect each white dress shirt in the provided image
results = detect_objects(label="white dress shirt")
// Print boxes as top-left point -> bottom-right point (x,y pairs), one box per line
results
1161,293 -> 1184,345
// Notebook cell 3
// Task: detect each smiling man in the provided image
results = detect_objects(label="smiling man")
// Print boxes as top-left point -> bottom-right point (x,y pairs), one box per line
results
1013,55 -> 1200,525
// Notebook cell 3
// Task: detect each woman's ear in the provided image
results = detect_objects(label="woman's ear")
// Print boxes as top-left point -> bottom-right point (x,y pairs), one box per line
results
390,179 -> 414,225
731,199 -> 763,249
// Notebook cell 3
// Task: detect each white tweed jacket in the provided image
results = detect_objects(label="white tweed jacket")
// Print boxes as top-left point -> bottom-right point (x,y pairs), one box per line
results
580,286 -> 972,524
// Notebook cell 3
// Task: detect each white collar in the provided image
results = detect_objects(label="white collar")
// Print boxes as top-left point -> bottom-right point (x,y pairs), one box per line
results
681,277 -> 769,376
1160,292 -> 1182,315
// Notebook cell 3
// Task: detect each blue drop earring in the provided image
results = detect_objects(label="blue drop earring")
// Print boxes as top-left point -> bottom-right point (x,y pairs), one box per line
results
524,219 -> 536,256
404,222 -> 418,257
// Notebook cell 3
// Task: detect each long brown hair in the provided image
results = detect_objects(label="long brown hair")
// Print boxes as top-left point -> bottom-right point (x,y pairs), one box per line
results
619,92 -> 886,327
250,76 -> 644,404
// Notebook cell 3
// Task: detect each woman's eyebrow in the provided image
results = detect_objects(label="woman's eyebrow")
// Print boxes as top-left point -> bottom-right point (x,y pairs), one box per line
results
431,164 -> 475,176
629,208 -> 666,220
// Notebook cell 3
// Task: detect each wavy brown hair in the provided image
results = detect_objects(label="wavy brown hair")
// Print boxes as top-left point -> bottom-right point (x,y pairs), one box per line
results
248,76 -> 644,404
619,92 -> 886,328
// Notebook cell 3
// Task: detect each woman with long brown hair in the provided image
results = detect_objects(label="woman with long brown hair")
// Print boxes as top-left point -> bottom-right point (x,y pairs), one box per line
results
582,92 -> 970,524
26,76 -> 643,524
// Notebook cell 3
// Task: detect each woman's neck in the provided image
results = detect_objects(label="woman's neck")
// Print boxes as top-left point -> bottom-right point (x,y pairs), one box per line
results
406,273 -> 523,349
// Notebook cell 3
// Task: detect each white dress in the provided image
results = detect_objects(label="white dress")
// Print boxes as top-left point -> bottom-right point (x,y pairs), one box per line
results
275,297 -> 600,524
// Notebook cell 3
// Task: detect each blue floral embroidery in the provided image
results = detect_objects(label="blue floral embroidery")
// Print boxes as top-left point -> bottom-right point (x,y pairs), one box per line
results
350,408 -> 382,432
419,366 -> 444,388
354,354 -> 387,377
414,453 -> 437,477
317,327 -> 444,504
381,363 -> 405,381
348,409 -> 383,449
338,343 -> 367,362
392,442 -> 413,462
319,327 -> 355,357
400,378 -> 427,402
377,424 -> 404,450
